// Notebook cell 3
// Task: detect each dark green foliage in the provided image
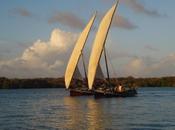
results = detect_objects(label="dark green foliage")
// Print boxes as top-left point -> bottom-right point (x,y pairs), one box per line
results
110,76 -> 175,88
0,76 -> 175,89
0,77 -> 65,89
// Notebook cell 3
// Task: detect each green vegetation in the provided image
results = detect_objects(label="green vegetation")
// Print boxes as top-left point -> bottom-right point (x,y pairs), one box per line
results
0,77 -> 65,89
116,76 -> 175,88
0,76 -> 175,89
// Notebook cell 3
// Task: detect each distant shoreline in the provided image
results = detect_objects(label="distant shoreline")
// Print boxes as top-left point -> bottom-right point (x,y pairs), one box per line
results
0,76 -> 175,89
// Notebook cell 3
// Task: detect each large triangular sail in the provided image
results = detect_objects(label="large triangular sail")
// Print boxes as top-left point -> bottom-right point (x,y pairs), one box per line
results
88,1 -> 119,90
65,14 -> 96,89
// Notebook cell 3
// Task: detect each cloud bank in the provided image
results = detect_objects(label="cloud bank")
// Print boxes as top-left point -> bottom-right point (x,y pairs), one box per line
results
121,54 -> 175,77
0,28 -> 174,78
0,29 -> 77,78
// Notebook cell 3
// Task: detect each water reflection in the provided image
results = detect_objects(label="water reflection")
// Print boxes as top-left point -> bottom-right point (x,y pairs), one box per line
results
63,97 -> 85,129
63,97 -> 112,130
1,88 -> 175,130
87,98 -> 112,130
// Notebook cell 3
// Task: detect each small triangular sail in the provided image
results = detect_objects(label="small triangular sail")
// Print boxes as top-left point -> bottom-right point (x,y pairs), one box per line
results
95,64 -> 104,79
65,14 -> 96,89
88,1 -> 119,90
73,67 -> 83,80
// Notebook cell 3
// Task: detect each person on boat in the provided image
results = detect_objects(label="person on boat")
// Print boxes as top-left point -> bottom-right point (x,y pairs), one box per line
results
115,83 -> 124,93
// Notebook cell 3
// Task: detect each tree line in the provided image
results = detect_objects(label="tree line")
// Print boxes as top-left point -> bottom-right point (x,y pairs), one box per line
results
0,76 -> 175,89
0,77 -> 65,89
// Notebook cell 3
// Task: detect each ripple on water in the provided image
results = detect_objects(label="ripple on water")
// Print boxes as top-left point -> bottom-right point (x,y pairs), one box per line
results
0,88 -> 175,130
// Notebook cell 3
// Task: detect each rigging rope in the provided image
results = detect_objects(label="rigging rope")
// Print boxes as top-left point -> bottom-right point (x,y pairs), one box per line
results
106,49 -> 119,84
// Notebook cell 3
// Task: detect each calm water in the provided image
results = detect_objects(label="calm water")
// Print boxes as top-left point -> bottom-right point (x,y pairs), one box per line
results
0,88 -> 175,130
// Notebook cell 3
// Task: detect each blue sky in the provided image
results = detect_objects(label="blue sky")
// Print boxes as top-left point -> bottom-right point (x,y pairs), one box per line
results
0,0 -> 175,78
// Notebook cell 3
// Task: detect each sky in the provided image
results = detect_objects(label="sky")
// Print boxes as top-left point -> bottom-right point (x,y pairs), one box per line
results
0,0 -> 175,78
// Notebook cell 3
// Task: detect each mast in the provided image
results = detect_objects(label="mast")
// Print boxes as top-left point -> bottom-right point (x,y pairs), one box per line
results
104,47 -> 111,86
96,64 -> 104,79
102,0 -> 119,87
81,52 -> 88,83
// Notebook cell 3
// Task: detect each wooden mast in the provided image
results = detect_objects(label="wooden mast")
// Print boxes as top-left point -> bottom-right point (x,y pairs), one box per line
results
104,47 -> 111,86
81,53 -> 88,84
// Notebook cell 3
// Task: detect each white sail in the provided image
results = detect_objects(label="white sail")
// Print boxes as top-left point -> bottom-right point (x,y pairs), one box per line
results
88,1 -> 119,90
65,14 -> 96,89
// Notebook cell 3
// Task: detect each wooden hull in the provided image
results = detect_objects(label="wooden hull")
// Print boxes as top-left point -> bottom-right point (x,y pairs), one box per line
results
94,89 -> 137,98
70,89 -> 94,96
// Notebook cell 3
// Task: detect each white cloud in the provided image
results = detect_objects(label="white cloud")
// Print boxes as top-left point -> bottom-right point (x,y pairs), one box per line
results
121,54 -> 175,77
149,54 -> 175,77
121,58 -> 145,77
0,28 -> 174,78
0,28 -> 77,78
